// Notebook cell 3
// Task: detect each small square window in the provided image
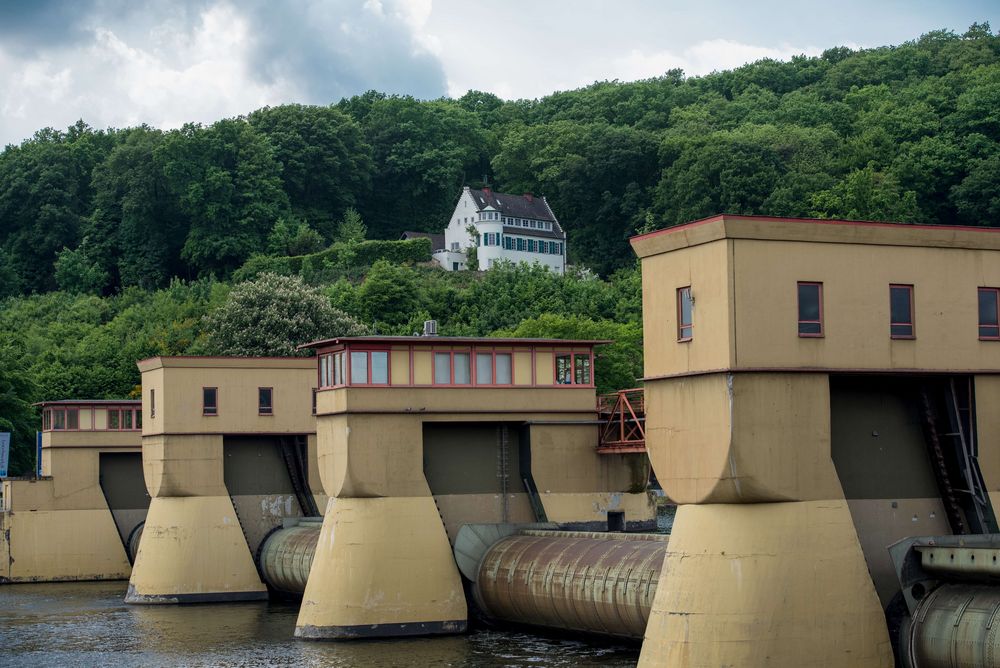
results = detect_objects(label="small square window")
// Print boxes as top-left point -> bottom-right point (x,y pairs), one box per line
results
434,352 -> 451,384
677,287 -> 693,341
979,287 -> 1000,340
259,387 -> 273,415
797,282 -> 823,337
890,284 -> 915,339
203,387 -> 218,416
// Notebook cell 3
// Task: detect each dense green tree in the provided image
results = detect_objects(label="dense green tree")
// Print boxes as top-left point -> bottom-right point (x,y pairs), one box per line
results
202,273 -> 368,356
248,105 -> 374,237
811,164 -> 920,221
267,218 -> 326,256
0,333 -> 38,475
53,244 -> 108,294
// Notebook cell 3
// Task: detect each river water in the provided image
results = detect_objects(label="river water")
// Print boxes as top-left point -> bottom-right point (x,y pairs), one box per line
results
0,581 -> 640,667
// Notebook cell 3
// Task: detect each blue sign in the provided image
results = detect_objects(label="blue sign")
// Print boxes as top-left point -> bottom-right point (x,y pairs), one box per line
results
36,432 -> 43,477
0,432 -> 9,478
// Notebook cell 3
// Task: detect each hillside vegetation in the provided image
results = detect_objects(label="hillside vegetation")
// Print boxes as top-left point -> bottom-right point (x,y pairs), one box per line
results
1,24 -> 998,472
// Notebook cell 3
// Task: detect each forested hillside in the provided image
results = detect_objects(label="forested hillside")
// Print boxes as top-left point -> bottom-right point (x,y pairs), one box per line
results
1,24 -> 998,473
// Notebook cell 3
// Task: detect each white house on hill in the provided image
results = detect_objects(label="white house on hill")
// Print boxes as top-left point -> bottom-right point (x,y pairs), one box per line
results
431,186 -> 567,274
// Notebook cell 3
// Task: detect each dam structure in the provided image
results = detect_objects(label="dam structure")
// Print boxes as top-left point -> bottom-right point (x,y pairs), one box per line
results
1,400 -> 146,582
631,215 -> 1000,667
292,335 -> 654,639
126,356 -> 321,604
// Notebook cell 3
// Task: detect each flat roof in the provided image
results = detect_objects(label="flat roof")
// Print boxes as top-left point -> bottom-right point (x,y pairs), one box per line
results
299,336 -> 611,350
137,356 -> 318,372
33,399 -> 141,407
630,214 -> 1000,258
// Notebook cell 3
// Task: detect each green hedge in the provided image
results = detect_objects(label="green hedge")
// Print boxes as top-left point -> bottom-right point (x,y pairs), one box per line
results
233,238 -> 433,283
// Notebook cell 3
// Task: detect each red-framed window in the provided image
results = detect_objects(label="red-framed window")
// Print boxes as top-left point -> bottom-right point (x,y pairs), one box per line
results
318,351 -> 346,388
797,282 -> 823,337
554,352 -> 593,386
347,349 -> 390,385
890,284 -> 915,339
311,388 -> 317,415
42,407 -> 80,431
979,287 -> 1000,340
150,389 -> 155,418
258,387 -> 273,415
433,350 -> 472,385
677,286 -> 693,341
203,387 -> 218,416
107,407 -> 141,430
474,350 -> 513,386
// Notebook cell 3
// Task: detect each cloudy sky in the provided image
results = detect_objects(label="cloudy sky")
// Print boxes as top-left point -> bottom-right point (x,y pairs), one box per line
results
1,0 -> 997,146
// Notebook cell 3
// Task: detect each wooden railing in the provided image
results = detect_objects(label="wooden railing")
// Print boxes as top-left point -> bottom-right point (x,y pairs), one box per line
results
597,388 -> 646,454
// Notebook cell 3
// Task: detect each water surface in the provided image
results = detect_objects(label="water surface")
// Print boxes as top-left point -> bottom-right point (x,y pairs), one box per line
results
0,582 -> 640,667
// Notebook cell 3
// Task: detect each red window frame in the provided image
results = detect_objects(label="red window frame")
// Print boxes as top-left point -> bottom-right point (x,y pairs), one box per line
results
106,406 -> 140,431
432,349 -> 473,386
150,389 -> 155,418
677,286 -> 693,341
317,351 -> 347,388
311,388 -> 317,415
890,284 -> 915,339
258,387 -> 273,416
203,387 -> 218,416
346,348 -> 391,386
797,282 -> 824,338
473,348 -> 515,386
979,287 -> 1000,341
553,351 -> 595,387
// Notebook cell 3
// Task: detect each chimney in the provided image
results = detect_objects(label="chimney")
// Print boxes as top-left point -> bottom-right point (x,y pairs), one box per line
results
422,320 -> 438,337
483,186 -> 491,196
524,192 -> 533,202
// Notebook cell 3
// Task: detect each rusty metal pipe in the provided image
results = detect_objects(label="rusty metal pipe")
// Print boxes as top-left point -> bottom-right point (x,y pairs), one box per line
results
257,519 -> 322,595
473,530 -> 667,640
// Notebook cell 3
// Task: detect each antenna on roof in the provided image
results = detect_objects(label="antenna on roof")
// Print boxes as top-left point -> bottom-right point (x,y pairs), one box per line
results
482,174 -> 490,187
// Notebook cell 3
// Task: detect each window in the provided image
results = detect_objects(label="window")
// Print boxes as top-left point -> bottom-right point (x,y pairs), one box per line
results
259,387 -> 273,415
574,355 -> 591,385
496,353 -> 512,384
540,241 -> 548,254
555,354 -> 573,384
43,410 -> 51,430
350,351 -> 368,384
371,351 -> 389,384
150,389 -> 155,418
434,352 -> 451,384
123,410 -> 133,430
312,388 -> 317,415
454,353 -> 471,384
797,282 -> 823,337
451,242 -> 460,252
890,284 -> 915,338
203,387 -> 218,416
476,353 -> 493,385
108,409 -> 119,429
677,287 -> 693,341
67,409 -> 79,430
979,288 -> 1000,340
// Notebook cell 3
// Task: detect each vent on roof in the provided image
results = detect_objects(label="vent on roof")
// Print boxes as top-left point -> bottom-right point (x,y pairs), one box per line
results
422,320 -> 438,337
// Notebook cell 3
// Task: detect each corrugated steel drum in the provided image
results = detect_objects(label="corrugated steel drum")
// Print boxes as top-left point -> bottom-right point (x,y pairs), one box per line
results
474,530 -> 667,640
257,519 -> 322,595
907,583 -> 1000,668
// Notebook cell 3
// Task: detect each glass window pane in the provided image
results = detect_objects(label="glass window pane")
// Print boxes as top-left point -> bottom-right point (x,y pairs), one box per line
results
476,353 -> 493,385
54,410 -> 66,430
891,323 -> 914,338
798,284 -> 820,321
555,354 -> 572,384
67,409 -> 79,430
981,325 -> 1000,338
679,289 -> 692,326
980,289 -> 999,327
371,352 -> 389,384
495,354 -> 512,384
259,388 -> 273,413
798,322 -> 822,335
203,388 -> 217,415
43,409 -> 51,430
454,353 -> 471,384
334,353 -> 343,385
574,355 -> 591,385
890,286 -> 912,324
136,410 -> 142,429
434,353 -> 451,384
123,410 -> 133,430
108,410 -> 119,429
350,352 -> 368,384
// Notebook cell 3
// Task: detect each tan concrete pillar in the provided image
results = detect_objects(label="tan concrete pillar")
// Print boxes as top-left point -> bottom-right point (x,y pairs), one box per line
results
294,412 -> 467,638
126,434 -> 266,603
638,373 -> 892,667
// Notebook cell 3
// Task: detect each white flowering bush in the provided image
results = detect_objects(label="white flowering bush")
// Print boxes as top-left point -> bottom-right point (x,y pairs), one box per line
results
203,273 -> 368,356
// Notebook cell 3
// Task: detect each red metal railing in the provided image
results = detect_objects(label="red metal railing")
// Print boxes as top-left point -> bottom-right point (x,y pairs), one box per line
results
597,388 -> 646,454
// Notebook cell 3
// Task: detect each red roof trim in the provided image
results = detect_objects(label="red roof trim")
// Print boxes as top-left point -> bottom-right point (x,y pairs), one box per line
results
629,214 -> 1000,243
299,336 -> 611,350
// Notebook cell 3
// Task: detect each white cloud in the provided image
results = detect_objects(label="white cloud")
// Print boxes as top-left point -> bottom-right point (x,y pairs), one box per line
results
615,39 -> 824,80
0,3 -> 296,145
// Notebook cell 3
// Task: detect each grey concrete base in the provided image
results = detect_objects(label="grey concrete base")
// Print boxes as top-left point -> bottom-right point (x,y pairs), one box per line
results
124,583 -> 268,605
295,619 -> 467,640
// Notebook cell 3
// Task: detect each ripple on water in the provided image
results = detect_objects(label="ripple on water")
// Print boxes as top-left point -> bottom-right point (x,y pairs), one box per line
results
0,582 -> 639,668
